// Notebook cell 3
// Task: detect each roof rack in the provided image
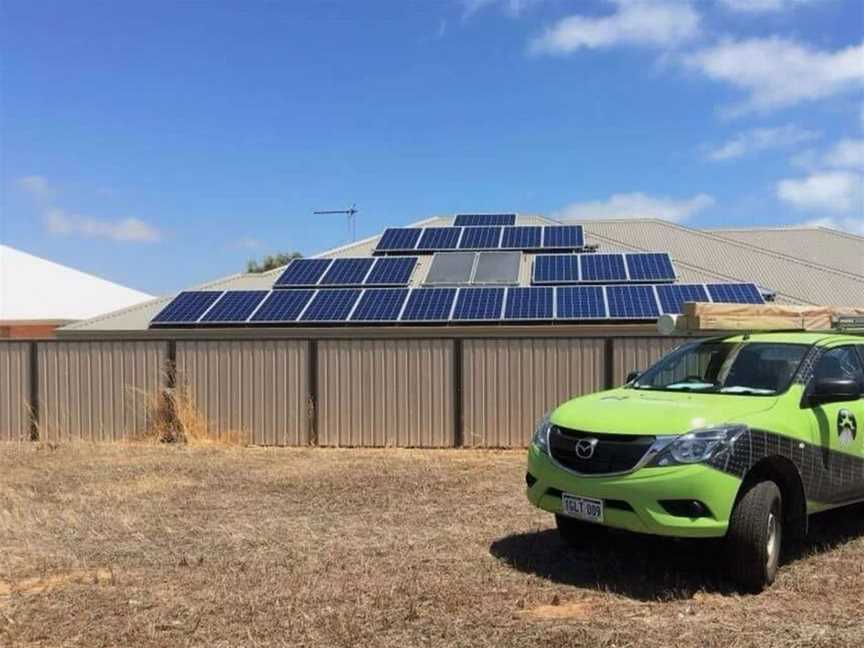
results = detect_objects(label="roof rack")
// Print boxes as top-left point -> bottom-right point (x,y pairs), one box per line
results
658,303 -> 864,336
832,315 -> 864,332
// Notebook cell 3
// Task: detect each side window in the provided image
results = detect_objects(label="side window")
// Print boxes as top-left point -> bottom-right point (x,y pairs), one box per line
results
814,346 -> 864,392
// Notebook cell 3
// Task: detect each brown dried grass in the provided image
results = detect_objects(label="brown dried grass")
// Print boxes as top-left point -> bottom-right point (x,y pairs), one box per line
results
0,445 -> 862,647
133,379 -> 246,447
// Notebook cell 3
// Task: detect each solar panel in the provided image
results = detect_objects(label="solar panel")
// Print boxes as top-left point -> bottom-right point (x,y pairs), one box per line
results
274,259 -> 332,287
454,213 -> 516,227
533,255 -> 579,284
319,258 -> 375,286
250,290 -> 315,322
200,291 -> 268,323
452,288 -> 506,321
458,226 -> 501,249
626,253 -> 676,282
364,257 -> 417,286
400,288 -> 457,321
504,287 -> 554,320
706,283 -> 765,304
542,225 -> 584,249
300,289 -> 361,322
580,253 -> 627,282
425,252 -> 477,285
472,251 -> 520,285
501,226 -> 542,249
375,228 -> 422,251
350,289 -> 409,322
556,286 -> 606,319
151,291 -> 223,324
605,285 -> 660,319
656,284 -> 710,315
417,227 -> 463,250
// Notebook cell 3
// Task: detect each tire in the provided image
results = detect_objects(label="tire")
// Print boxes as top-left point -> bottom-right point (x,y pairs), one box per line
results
555,514 -> 607,547
726,481 -> 783,592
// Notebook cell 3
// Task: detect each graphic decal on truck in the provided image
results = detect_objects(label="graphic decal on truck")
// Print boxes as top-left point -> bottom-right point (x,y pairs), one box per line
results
707,428 -> 864,505
838,409 -> 857,446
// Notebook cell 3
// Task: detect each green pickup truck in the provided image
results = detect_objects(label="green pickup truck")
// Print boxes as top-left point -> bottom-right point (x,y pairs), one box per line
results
526,332 -> 864,591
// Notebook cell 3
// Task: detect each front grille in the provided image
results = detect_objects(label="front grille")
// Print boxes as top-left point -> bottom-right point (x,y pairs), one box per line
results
549,426 -> 655,475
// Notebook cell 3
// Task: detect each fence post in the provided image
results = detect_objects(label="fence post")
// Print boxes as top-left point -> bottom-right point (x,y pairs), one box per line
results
603,337 -> 615,390
453,339 -> 463,448
307,340 -> 318,446
28,341 -> 39,441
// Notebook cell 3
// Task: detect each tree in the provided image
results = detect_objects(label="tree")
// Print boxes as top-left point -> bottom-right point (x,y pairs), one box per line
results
246,251 -> 303,273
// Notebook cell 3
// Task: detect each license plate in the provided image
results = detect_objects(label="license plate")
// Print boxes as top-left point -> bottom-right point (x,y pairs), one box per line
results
561,493 -> 604,523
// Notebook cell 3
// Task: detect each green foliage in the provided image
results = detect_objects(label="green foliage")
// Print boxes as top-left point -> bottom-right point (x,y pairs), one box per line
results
246,251 -> 303,273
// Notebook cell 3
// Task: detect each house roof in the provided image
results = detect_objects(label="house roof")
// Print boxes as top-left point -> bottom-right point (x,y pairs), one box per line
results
1,244 -> 153,322
59,215 -> 864,334
704,226 -> 864,277
578,219 -> 864,306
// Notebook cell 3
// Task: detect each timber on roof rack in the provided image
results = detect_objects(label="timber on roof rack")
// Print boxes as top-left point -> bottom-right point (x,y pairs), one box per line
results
657,303 -> 864,336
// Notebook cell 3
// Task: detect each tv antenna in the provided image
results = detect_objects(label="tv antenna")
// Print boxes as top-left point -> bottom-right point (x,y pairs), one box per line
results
314,204 -> 358,242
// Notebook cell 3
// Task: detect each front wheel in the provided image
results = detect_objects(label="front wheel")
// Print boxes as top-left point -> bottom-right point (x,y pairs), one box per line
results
555,514 -> 608,547
726,481 -> 783,592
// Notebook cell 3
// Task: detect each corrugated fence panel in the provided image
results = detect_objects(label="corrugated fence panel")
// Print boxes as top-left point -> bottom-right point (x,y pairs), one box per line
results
176,340 -> 309,445
39,341 -> 166,441
462,338 -> 605,448
612,337 -> 688,385
318,339 -> 454,447
0,342 -> 31,441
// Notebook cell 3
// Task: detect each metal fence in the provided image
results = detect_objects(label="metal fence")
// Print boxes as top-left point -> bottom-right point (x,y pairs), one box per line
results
0,334 -> 687,447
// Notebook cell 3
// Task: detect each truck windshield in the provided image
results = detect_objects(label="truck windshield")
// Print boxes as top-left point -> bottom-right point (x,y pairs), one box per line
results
631,341 -> 810,395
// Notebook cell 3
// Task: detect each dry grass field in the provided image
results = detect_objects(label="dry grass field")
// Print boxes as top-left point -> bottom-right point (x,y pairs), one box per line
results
1,444 -> 863,648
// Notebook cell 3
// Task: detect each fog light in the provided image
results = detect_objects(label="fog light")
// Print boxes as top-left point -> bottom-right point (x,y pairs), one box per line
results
659,499 -> 712,518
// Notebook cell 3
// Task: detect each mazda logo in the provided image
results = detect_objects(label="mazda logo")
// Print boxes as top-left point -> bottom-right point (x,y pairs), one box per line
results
574,438 -> 599,460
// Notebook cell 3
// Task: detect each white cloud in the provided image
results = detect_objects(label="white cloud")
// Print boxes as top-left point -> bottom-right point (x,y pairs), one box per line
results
705,124 -> 819,161
823,138 -> 864,169
45,209 -> 161,243
15,175 -> 53,205
234,236 -> 262,250
553,192 -> 715,222
777,170 -> 864,214
461,0 -> 541,19
17,175 -> 161,243
719,0 -> 821,13
684,37 -> 864,114
796,216 -> 864,236
529,0 -> 700,55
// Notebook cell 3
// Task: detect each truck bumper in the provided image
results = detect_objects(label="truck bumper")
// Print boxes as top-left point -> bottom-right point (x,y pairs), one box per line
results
526,444 -> 741,538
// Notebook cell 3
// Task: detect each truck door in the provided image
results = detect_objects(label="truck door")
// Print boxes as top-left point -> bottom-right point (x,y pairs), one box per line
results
808,346 -> 864,504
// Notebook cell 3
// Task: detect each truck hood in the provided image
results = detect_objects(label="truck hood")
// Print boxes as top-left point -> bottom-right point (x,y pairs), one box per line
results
550,388 -> 779,436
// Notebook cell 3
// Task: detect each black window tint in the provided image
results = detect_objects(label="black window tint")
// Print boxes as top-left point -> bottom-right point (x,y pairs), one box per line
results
814,347 -> 864,389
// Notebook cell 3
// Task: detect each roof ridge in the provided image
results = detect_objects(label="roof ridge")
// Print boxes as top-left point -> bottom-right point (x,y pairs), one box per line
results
590,218 -> 864,282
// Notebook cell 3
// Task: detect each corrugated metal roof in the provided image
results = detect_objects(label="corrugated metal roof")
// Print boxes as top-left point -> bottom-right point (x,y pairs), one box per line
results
61,215 -> 863,333
706,227 -> 864,277
581,219 -> 864,306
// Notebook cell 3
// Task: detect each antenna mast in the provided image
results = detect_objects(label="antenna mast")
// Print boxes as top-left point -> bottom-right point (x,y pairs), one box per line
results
313,204 -> 358,242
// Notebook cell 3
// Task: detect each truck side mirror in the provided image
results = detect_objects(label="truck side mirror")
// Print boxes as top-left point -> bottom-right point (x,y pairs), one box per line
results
809,377 -> 861,406
625,371 -> 640,384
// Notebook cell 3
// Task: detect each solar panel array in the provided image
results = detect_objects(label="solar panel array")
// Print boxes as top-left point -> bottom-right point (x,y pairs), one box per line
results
373,224 -> 584,253
275,256 -> 417,288
150,282 -> 764,327
453,213 -> 516,227
533,252 -> 675,284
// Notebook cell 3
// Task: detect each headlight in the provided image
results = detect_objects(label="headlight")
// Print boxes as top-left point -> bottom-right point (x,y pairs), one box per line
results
649,425 -> 747,467
532,414 -> 552,455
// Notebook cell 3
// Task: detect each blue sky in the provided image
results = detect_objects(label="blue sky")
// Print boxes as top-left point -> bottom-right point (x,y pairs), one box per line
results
2,0 -> 862,295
